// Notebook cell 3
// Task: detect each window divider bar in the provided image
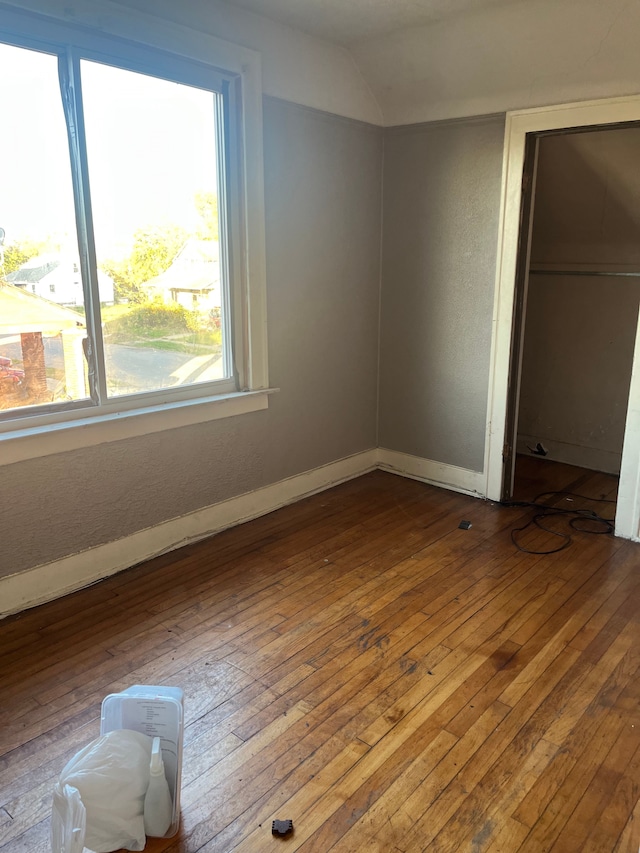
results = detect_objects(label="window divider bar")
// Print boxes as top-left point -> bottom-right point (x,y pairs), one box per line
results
58,49 -> 108,405
225,76 -> 249,391
216,86 -> 235,385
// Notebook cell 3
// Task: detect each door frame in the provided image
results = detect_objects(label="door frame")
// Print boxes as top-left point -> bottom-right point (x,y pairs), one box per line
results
484,94 -> 640,541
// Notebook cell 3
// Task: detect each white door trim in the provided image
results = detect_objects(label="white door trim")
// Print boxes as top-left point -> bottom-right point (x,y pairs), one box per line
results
484,94 -> 640,540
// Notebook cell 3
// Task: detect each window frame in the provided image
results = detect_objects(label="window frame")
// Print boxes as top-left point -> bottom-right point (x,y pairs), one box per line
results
0,5 -> 269,462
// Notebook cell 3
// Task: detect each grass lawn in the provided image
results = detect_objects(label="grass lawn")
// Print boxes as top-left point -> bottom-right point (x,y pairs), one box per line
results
102,301 -> 222,352
135,339 -> 221,354
101,303 -> 134,323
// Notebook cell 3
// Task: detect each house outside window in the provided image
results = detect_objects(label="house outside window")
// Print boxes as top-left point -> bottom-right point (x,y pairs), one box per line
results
0,8 -> 268,448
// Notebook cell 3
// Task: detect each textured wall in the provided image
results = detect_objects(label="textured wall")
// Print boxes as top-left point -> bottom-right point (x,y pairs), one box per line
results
261,98 -> 382,482
0,97 -> 382,579
378,114 -> 505,471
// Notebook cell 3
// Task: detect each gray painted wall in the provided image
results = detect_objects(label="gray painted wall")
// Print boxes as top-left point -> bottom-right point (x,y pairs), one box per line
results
518,129 -> 640,473
261,99 -> 382,483
378,115 -> 505,471
0,96 -> 382,579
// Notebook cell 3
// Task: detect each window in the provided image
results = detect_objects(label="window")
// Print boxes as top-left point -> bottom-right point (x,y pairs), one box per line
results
0,11 -> 267,449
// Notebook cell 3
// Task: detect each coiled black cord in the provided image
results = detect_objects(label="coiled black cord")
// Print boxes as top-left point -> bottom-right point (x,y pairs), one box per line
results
502,491 -> 616,554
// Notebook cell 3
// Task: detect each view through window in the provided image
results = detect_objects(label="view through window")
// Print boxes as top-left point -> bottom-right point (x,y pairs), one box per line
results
0,40 -> 231,417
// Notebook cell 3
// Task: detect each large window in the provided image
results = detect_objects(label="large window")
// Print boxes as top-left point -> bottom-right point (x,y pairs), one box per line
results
0,13 -> 267,441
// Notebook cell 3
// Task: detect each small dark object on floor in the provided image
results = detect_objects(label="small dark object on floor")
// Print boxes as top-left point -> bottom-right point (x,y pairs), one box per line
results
458,520 -> 472,530
528,442 -> 548,456
272,820 -> 294,837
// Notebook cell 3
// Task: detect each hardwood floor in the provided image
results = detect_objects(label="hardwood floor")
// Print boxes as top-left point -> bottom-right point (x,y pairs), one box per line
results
513,454 -> 620,506
1,468 -> 639,852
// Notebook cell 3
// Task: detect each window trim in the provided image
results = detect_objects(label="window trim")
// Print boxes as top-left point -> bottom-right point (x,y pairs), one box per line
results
0,3 -> 269,456
0,389 -> 275,466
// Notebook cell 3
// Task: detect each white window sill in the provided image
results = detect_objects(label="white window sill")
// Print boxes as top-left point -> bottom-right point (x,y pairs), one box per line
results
0,389 -> 276,466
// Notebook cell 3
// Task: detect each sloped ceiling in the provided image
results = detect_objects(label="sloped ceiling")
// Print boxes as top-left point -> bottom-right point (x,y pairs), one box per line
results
352,0 -> 640,124
20,0 -> 640,126
222,0 -> 640,126
220,0 -> 519,45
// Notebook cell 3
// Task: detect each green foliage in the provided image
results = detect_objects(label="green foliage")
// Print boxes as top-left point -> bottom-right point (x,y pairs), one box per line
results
1,237 -> 54,277
105,300 -> 198,340
194,191 -> 219,241
130,224 -> 188,285
100,258 -> 140,304
104,299 -> 222,351
100,191 -> 219,303
102,224 -> 187,303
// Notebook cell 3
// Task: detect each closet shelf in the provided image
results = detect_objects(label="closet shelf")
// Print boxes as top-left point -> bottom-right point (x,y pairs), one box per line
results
529,269 -> 640,278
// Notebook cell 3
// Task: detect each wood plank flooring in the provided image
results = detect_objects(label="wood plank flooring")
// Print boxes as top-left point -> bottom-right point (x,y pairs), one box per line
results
1,466 -> 639,852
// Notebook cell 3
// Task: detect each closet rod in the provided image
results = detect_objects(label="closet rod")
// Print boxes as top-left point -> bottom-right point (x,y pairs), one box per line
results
529,269 -> 640,278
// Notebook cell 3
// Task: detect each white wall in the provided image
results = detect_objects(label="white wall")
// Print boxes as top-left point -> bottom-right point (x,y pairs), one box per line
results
4,0 -> 382,124
13,0 -> 640,128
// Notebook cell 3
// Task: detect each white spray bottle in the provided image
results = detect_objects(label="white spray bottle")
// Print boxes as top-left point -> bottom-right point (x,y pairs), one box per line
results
143,737 -> 173,838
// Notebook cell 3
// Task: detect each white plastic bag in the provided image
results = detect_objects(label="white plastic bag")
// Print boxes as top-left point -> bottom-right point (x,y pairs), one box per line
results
51,729 -> 152,853
51,785 -> 85,853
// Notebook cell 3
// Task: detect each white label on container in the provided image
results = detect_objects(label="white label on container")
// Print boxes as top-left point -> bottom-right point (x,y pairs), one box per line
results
120,699 -> 180,799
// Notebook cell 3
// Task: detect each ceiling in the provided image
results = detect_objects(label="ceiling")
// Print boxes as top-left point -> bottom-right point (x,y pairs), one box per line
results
220,0 -> 521,46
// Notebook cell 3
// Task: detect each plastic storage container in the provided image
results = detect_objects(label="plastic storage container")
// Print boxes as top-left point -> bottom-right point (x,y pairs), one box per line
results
100,685 -> 184,838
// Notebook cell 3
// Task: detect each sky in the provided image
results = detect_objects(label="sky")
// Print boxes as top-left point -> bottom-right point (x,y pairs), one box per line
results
0,41 -> 219,261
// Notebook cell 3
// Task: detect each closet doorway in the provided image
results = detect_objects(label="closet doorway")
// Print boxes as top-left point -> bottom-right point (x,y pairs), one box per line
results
511,125 -> 640,508
486,96 -> 640,540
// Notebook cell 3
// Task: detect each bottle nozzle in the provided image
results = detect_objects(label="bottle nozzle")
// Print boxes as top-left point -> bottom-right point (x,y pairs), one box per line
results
150,737 -> 164,776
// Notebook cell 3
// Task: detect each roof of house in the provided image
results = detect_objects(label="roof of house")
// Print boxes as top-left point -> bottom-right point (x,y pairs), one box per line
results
6,258 -> 61,286
144,239 -> 220,294
0,282 -> 86,334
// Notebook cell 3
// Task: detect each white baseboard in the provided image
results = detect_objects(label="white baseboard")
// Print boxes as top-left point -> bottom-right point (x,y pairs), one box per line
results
1,448 -> 486,618
516,435 -> 622,476
377,448 -> 485,497
0,449 -> 377,619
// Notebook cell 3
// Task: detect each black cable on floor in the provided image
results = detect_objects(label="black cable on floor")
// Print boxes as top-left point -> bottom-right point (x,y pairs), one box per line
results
501,491 -> 615,555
